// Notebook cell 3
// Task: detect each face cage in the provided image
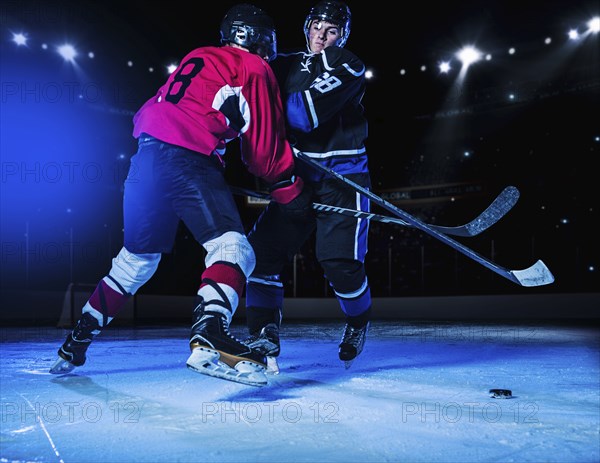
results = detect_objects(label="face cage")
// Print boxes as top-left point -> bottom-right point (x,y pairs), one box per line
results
227,24 -> 277,61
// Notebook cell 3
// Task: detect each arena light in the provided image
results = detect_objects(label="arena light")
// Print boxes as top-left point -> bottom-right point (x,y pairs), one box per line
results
568,29 -> 579,40
588,17 -> 600,33
456,46 -> 482,67
57,43 -> 77,62
438,61 -> 451,74
166,63 -> 178,74
365,69 -> 374,79
12,32 -> 28,46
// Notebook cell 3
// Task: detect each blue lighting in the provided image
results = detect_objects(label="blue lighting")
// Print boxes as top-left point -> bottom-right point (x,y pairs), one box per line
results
1,39 -> 132,287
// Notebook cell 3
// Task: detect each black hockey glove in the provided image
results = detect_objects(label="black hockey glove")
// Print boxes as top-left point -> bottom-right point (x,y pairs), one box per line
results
269,176 -> 313,222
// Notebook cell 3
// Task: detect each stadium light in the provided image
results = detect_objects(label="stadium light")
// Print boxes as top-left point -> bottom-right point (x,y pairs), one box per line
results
438,61 -> 451,74
456,46 -> 482,67
12,32 -> 28,46
57,44 -> 77,62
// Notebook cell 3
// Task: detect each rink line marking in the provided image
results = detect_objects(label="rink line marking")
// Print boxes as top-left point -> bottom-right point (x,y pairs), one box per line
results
19,394 -> 65,463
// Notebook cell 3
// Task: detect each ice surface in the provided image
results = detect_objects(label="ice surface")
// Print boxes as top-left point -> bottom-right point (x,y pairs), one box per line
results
1,321 -> 598,462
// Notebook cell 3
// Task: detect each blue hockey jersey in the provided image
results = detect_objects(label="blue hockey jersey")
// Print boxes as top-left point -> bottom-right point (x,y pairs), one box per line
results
272,45 -> 369,182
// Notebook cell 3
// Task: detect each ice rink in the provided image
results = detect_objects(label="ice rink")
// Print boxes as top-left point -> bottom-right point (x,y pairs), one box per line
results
1,320 -> 598,463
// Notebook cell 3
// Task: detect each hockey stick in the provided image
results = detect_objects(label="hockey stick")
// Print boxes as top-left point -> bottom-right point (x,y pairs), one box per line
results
230,185 -> 518,238
294,150 -> 554,287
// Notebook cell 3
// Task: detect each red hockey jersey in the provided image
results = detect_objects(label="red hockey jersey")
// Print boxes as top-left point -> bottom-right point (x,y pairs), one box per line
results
133,46 -> 295,185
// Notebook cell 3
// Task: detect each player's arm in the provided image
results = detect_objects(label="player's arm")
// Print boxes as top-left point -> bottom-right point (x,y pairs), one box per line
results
239,60 -> 303,204
286,47 -> 365,132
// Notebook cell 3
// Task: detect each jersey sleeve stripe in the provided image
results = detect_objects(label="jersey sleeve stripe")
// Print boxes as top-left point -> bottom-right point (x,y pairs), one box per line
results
304,89 -> 319,129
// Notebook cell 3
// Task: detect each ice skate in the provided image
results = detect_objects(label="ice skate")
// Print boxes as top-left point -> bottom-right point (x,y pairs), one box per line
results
245,323 -> 280,375
187,301 -> 267,387
50,312 -> 100,374
339,322 -> 369,369
245,323 -> 280,356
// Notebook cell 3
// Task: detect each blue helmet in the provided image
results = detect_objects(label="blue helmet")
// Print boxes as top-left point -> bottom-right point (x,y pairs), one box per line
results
220,4 -> 277,61
303,1 -> 351,48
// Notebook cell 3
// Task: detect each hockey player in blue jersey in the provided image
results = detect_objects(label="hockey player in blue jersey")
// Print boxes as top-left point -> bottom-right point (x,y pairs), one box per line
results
244,0 -> 372,370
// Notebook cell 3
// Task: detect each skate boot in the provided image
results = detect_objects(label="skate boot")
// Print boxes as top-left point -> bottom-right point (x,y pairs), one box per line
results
244,323 -> 280,374
245,323 -> 280,356
50,312 -> 101,374
339,321 -> 369,369
187,298 -> 267,386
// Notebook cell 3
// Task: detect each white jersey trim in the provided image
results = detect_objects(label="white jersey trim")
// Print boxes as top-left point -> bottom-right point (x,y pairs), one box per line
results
304,89 -> 319,129
211,85 -> 250,134
300,147 -> 367,159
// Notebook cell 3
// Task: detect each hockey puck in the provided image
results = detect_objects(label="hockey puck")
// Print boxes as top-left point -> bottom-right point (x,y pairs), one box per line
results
489,389 -> 512,399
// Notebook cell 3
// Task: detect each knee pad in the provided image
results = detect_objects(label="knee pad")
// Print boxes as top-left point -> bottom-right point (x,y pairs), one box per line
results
321,259 -> 371,317
203,231 -> 256,278
109,247 -> 161,294
321,259 -> 366,294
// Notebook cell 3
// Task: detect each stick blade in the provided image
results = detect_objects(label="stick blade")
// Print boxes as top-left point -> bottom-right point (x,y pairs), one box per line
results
464,186 -> 520,236
510,260 -> 555,287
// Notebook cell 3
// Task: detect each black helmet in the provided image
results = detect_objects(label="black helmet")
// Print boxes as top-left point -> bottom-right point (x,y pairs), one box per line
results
303,0 -> 351,48
220,3 -> 277,61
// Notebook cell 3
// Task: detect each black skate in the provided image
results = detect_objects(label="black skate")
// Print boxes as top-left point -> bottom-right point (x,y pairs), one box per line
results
187,301 -> 267,387
245,323 -> 280,356
339,322 -> 369,369
49,312 -> 100,374
244,323 -> 280,374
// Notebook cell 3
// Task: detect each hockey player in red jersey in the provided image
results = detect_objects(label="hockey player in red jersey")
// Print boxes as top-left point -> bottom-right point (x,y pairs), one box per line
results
244,1 -> 372,371
49,4 -> 310,387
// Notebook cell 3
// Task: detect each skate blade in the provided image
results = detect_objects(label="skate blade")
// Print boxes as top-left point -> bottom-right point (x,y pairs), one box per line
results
186,347 -> 268,387
343,360 -> 354,370
49,357 -> 76,375
266,356 -> 279,375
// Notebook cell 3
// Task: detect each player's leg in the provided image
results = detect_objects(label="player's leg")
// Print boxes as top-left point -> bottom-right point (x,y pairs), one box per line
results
171,152 -> 267,386
315,176 -> 372,367
50,249 -> 161,374
245,202 -> 315,367
321,258 -> 371,367
50,136 -> 178,374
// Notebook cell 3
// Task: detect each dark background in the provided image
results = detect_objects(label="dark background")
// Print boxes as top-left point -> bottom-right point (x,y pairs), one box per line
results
1,0 -> 598,299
